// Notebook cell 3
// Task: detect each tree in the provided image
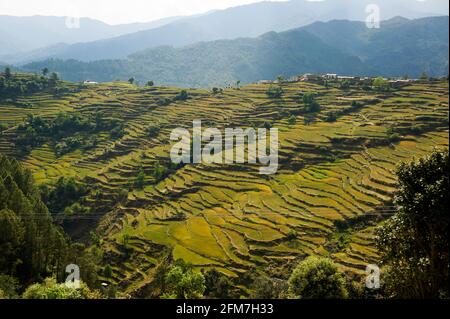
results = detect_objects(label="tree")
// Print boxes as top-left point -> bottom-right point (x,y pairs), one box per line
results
42,68 -> 49,77
5,67 -> 12,80
128,77 -> 135,85
266,86 -> 283,98
203,269 -> 233,299
49,72 -> 59,86
134,167 -> 146,189
4,67 -> 11,79
302,92 -> 320,113
236,80 -> 241,89
0,123 -> 7,136
377,149 -> 449,298
146,125 -> 161,138
163,260 -> 205,299
288,115 -> 297,125
174,90 -> 189,101
0,274 -> 19,299
420,72 -> 429,81
103,265 -> 113,278
22,277 -> 100,299
288,256 -> 348,299
146,80 -> 154,86
250,276 -> 288,299
302,92 -> 315,105
373,77 -> 389,91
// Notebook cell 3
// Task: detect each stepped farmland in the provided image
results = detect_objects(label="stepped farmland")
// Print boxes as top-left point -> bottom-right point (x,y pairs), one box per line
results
0,75 -> 448,296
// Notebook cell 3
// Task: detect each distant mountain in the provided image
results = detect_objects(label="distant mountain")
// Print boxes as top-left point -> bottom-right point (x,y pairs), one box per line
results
4,0 -> 448,64
21,16 -> 449,87
0,15 -> 185,58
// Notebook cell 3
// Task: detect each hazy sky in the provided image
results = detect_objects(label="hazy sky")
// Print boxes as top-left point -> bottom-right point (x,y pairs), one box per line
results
0,0 -> 288,25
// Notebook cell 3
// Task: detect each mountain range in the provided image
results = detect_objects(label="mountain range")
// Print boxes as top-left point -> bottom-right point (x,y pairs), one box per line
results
1,0 -> 448,64
21,16 -> 449,88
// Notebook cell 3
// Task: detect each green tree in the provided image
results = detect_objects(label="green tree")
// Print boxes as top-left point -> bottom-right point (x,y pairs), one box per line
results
163,261 -> 205,299
0,274 -> 19,299
22,277 -> 100,299
134,167 -> 146,189
146,80 -> 154,86
103,265 -> 113,278
288,115 -> 297,125
266,86 -> 283,98
42,68 -> 49,77
288,256 -> 348,299
204,269 -> 233,299
128,77 -> 135,85
373,77 -> 389,91
377,149 -> 449,298
302,92 -> 315,105
4,67 -> 11,79
250,276 -> 288,299
175,90 -> 189,101
420,72 -> 429,81
49,72 -> 59,86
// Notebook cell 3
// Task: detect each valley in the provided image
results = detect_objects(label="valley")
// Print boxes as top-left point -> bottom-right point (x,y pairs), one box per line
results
1,74 -> 448,296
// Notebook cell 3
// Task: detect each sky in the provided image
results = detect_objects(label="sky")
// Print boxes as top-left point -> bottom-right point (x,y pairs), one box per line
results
0,0 -> 289,25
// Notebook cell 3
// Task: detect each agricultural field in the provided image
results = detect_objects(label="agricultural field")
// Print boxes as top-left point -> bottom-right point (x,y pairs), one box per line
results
1,75 -> 448,296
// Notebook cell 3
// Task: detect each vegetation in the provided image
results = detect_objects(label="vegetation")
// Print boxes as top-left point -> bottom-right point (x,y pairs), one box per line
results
0,155 -> 100,296
20,17 -> 449,88
288,256 -> 348,299
0,74 -> 448,299
302,92 -> 320,112
373,77 -> 390,92
22,277 -> 101,299
0,69 -> 60,98
377,150 -> 449,298
15,112 -> 124,155
162,260 -> 205,299
266,86 -> 283,98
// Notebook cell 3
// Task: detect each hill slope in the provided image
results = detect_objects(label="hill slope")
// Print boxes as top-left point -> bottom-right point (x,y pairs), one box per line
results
21,16 -> 449,87
0,73 -> 448,295
0,15 -> 185,59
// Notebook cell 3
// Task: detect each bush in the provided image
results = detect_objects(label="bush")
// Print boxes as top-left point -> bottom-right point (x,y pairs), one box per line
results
376,150 -> 449,298
250,276 -> 288,299
134,167 -> 146,189
163,260 -> 205,299
22,278 -> 100,299
174,90 -> 189,101
388,133 -> 401,143
288,115 -> 297,125
147,125 -> 161,138
0,275 -> 19,299
325,112 -> 337,122
266,86 -> 283,98
288,256 -> 348,299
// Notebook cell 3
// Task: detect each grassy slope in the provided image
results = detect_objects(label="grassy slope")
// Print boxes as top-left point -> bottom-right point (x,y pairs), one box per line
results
1,77 -> 448,294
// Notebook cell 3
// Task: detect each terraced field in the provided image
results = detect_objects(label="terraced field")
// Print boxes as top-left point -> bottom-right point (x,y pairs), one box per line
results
1,78 -> 448,295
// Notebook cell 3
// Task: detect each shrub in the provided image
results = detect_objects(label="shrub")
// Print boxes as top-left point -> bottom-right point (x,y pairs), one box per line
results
22,278 -> 100,299
288,256 -> 348,299
288,115 -> 297,125
266,86 -> 283,98
147,125 -> 161,138
174,90 -> 189,101
325,112 -> 337,122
